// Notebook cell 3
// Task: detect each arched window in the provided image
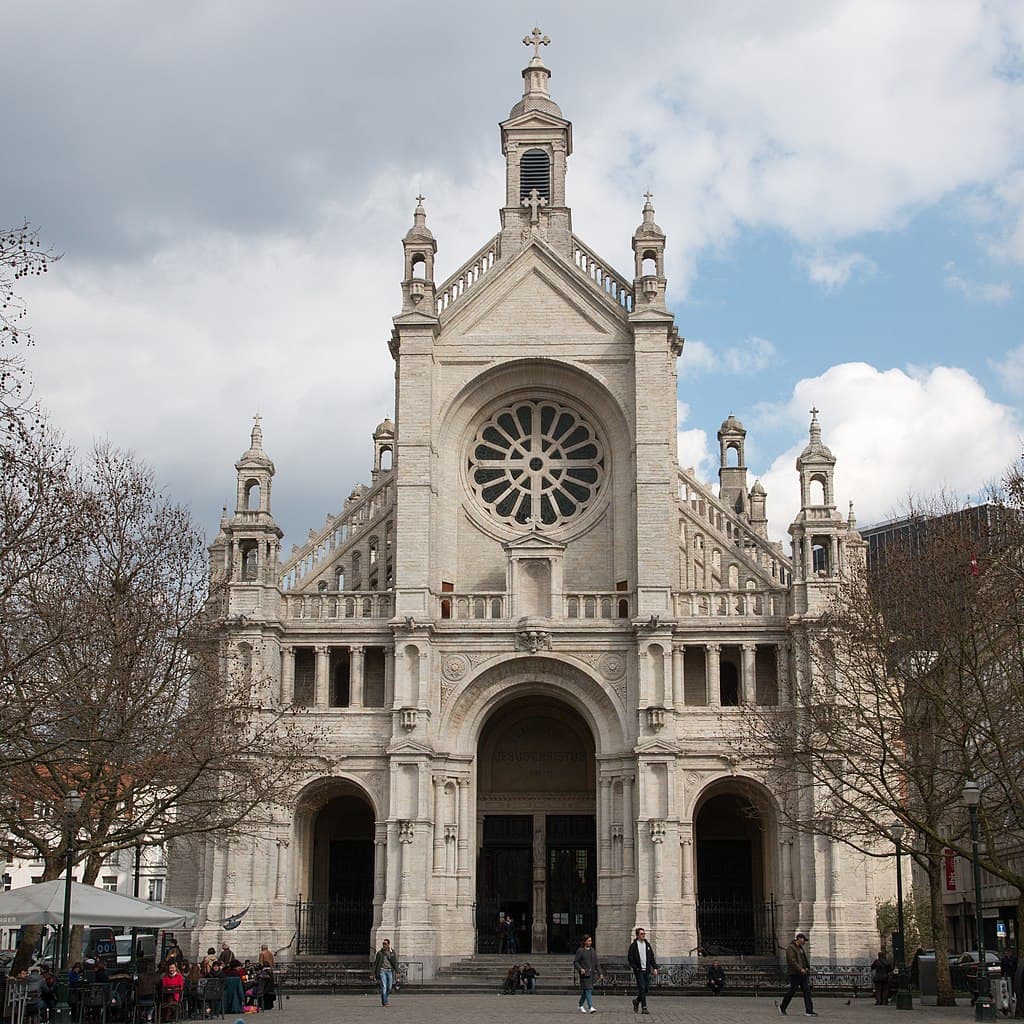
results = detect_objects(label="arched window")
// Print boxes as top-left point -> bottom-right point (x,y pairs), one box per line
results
641,250 -> 658,277
519,148 -> 551,201
244,479 -> 261,510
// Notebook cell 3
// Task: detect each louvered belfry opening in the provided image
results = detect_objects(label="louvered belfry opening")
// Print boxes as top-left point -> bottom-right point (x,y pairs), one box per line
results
519,148 -> 551,201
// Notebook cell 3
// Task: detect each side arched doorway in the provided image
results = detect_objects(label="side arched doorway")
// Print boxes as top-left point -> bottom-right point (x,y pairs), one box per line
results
297,785 -> 375,955
475,696 -> 596,954
694,786 -> 776,956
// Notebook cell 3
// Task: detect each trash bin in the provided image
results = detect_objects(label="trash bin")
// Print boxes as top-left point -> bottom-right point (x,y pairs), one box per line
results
918,953 -> 938,1006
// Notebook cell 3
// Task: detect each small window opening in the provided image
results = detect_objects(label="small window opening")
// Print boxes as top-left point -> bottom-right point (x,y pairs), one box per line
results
725,444 -> 740,467
411,254 -> 427,279
808,476 -> 827,506
519,148 -> 551,201
812,541 -> 830,575
641,252 -> 658,277
380,447 -> 393,471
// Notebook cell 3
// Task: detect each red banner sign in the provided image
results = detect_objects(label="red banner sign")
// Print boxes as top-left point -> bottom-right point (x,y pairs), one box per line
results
944,848 -> 957,891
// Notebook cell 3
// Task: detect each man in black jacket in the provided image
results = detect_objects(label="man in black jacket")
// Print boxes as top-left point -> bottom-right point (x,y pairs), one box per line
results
627,927 -> 659,1014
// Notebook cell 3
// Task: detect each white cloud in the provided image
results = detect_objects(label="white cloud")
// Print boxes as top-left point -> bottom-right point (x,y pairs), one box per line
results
799,249 -> 877,291
757,362 -> 1022,540
679,336 -> 779,377
990,343 -> 1024,395
677,428 -> 714,482
943,261 -> 1013,303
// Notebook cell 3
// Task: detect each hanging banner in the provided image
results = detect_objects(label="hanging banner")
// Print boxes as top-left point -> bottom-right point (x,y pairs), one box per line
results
944,848 -> 957,891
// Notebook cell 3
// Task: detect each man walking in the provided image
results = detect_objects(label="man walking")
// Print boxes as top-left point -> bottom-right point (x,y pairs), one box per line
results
779,932 -> 816,1016
372,938 -> 399,1007
627,927 -> 658,1014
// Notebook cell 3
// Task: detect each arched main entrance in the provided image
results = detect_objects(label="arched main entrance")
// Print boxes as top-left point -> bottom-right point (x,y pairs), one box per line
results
694,785 -> 776,956
475,696 -> 596,954
297,783 -> 375,955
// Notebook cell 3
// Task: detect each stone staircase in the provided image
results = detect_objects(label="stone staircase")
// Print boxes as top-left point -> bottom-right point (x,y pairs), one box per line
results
429,953 -> 578,993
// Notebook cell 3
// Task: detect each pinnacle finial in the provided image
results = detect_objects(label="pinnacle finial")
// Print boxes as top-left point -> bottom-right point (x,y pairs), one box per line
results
251,411 -> 263,449
809,407 -> 822,441
848,499 -> 857,527
523,27 -> 550,61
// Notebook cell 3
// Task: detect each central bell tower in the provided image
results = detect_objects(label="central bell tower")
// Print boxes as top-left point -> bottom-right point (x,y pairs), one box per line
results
498,27 -> 574,258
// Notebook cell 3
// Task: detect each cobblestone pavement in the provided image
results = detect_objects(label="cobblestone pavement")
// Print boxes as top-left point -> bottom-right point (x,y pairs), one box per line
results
273,992 -> 980,1023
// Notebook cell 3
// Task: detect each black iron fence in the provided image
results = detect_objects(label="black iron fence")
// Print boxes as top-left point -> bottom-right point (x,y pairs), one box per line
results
295,897 -> 373,955
696,897 -> 777,956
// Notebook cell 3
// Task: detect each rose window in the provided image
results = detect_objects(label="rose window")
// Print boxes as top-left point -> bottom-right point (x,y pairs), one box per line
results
468,400 -> 606,527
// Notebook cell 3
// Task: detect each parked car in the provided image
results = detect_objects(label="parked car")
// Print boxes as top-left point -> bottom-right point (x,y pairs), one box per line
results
949,951 -> 1002,994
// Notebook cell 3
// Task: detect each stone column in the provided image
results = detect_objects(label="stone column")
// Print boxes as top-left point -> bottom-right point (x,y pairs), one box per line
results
781,837 -> 794,899
350,645 -> 364,707
706,643 -> 721,708
456,779 -> 471,875
373,822 -> 387,928
432,775 -> 446,874
777,644 -> 791,705
622,775 -> 635,875
280,645 -> 295,704
680,836 -> 693,897
384,650 -> 395,707
671,645 -> 685,708
741,643 -> 757,705
598,777 -> 612,896
314,645 -> 330,708
274,840 -> 286,899
650,822 -> 666,901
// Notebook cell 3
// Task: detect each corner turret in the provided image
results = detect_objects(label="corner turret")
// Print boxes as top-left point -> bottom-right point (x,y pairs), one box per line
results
717,413 -> 749,517
226,415 -> 284,588
401,196 -> 437,314
632,193 -> 667,309
788,409 -> 862,614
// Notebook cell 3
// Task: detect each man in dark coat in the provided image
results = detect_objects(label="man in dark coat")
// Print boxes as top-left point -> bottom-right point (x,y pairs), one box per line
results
627,927 -> 659,1014
779,933 -> 815,1016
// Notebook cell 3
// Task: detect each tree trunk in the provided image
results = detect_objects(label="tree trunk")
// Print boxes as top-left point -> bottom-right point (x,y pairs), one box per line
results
925,843 -> 956,1006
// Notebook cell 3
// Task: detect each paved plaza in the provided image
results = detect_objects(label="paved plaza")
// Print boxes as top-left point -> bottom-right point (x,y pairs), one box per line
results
274,992 -> 984,1024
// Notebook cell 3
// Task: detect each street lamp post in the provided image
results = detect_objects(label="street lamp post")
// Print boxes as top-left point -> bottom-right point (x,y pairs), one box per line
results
53,789 -> 82,1024
889,822 -> 913,1010
962,781 -> 996,1022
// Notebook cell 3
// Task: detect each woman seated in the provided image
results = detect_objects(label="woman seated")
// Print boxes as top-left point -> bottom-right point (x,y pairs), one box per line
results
160,962 -> 186,1007
501,964 -> 521,994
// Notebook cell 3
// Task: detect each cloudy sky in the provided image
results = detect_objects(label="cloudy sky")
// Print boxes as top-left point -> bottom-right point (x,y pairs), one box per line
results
5,0 -> 1024,548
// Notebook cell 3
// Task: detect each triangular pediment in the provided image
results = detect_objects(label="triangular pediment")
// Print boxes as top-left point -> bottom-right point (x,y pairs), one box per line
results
446,243 -> 624,340
504,529 -> 566,554
635,738 -> 680,756
386,738 -> 434,757
501,109 -> 570,131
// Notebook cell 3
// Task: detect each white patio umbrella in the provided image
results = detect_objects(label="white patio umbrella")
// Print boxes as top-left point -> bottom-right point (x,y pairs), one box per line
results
0,880 -> 196,928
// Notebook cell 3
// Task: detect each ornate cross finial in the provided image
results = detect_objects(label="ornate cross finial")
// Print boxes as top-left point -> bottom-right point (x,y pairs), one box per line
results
521,188 -> 548,224
809,406 -> 819,419
415,193 -> 425,206
253,411 -> 262,430
643,190 -> 654,204
523,27 -> 550,59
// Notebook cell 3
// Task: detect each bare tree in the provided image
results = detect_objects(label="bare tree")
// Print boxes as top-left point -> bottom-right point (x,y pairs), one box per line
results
1,440 -> 321,970
739,472 -> 1024,1004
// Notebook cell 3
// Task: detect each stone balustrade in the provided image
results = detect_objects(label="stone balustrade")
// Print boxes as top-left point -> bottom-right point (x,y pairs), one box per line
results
282,591 -> 393,621
674,589 -> 788,619
571,235 -> 634,312
435,235 -> 501,315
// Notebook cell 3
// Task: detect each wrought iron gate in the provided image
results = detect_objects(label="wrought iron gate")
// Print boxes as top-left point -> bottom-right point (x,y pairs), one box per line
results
696,896 -> 777,956
295,896 -> 373,955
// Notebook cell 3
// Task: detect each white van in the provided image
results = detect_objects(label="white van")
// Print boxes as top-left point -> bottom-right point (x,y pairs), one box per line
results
36,930 -> 156,968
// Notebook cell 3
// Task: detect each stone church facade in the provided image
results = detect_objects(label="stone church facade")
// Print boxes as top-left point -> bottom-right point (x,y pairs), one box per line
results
170,35 -> 883,974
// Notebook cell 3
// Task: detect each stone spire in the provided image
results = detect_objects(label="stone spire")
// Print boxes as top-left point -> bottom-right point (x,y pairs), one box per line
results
633,192 -> 667,308
510,28 -> 563,119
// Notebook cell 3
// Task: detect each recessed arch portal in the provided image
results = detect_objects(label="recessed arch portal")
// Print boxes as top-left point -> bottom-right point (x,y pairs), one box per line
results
475,695 -> 597,956
693,780 -> 778,956
294,778 -> 377,955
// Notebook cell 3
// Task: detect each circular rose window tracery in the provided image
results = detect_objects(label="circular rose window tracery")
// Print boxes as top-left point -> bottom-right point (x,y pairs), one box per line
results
468,399 -> 606,528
